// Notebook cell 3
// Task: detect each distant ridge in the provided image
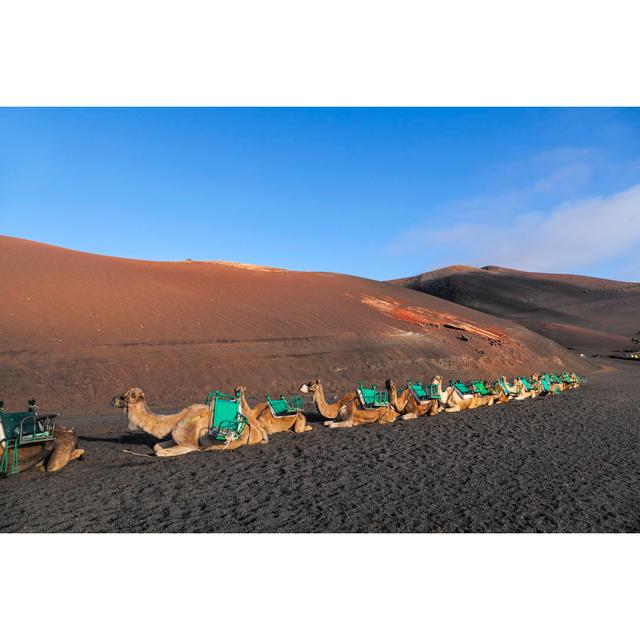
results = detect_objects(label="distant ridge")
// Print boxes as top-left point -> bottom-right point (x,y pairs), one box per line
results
390,265 -> 640,352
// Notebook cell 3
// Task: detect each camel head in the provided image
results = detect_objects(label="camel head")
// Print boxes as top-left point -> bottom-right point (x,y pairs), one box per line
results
299,380 -> 320,394
234,386 -> 247,399
112,387 -> 145,410
385,378 -> 396,391
112,388 -> 146,431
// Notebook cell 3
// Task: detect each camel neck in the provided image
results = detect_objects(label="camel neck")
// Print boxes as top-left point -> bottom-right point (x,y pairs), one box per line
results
313,386 -> 337,418
128,403 -> 177,438
238,393 -> 257,420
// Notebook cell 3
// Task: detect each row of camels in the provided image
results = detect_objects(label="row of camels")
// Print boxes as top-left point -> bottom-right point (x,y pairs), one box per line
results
109,372 -> 581,458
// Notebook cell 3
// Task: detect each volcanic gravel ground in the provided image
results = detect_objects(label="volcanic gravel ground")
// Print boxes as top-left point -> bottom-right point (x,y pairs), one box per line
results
2,360 -> 638,533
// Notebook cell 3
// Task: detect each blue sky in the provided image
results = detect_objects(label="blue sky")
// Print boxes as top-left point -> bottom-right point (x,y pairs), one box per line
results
1,108 -> 639,281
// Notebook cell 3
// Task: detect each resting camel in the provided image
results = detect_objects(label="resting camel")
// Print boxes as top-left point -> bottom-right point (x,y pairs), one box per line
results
298,380 -> 357,420
531,373 -> 562,396
385,378 -> 440,420
112,387 -> 267,457
432,376 -> 496,412
236,386 -> 312,435
496,376 -> 536,401
484,380 -> 511,404
299,380 -> 398,428
0,425 -> 84,475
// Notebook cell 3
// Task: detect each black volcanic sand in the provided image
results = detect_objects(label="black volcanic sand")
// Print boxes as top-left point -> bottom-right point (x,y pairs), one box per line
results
2,360 -> 638,533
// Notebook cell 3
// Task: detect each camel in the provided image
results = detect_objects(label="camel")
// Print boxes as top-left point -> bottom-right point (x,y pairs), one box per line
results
112,387 -> 267,457
431,376 -> 496,412
0,425 -> 84,475
298,380 -> 357,420
299,380 -> 398,428
531,373 -> 562,396
236,386 -> 312,435
496,376 -> 536,401
483,380 -> 511,404
386,378 -> 440,420
568,373 -> 582,388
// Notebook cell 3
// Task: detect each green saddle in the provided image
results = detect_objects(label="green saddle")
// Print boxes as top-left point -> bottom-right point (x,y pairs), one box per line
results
518,377 -> 534,392
205,390 -> 248,441
0,400 -> 57,476
539,376 -> 553,393
450,380 -> 473,397
469,380 -> 492,396
407,380 -> 440,402
357,383 -> 389,408
497,379 -> 517,396
266,394 -> 304,417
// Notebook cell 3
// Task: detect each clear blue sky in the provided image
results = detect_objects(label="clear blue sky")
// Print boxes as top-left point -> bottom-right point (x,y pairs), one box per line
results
1,108 -> 639,281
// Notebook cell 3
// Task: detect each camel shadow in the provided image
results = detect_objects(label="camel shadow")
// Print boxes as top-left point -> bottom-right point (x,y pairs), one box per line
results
80,433 -> 166,447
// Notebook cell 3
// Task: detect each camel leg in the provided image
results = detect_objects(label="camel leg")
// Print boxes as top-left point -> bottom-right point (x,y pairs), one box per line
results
323,419 -> 355,428
69,448 -> 85,461
155,444 -> 199,457
203,439 -> 246,451
444,406 -> 462,412
294,414 -> 311,433
35,460 -> 46,472
402,413 -> 418,420
154,440 -> 175,452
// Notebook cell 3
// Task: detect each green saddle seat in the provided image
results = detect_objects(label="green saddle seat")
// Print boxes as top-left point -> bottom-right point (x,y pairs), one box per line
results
469,380 -> 492,396
539,375 -> 559,394
450,380 -> 473,397
205,390 -> 248,442
518,377 -> 534,392
497,379 -> 517,396
357,383 -> 389,408
407,380 -> 440,403
266,394 -> 303,417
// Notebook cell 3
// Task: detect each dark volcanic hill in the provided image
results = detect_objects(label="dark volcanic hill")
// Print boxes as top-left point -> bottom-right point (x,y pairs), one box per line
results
0,236 -> 583,414
391,265 -> 640,353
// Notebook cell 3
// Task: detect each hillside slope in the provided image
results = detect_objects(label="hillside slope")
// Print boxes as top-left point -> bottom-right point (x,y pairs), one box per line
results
0,237 -> 582,413
391,266 -> 640,352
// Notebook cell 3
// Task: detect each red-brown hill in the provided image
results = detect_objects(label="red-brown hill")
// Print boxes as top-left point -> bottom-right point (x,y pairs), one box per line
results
0,237 -> 582,413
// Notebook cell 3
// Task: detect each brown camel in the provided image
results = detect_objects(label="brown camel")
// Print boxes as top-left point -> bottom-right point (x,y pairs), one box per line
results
1,425 -> 84,475
509,377 -> 538,400
236,386 -> 311,435
531,373 -> 563,396
386,379 -> 440,420
485,380 -> 511,404
298,380 -> 357,420
432,376 -> 495,412
299,380 -> 397,428
112,387 -> 267,457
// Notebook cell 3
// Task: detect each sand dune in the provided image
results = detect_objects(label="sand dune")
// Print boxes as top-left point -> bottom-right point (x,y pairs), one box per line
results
391,265 -> 640,352
0,236 -> 581,413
